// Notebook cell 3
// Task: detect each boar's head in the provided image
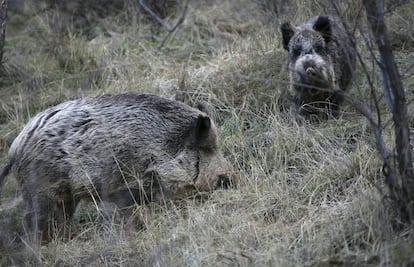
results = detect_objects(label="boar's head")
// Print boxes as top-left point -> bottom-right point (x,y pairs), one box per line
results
144,113 -> 237,201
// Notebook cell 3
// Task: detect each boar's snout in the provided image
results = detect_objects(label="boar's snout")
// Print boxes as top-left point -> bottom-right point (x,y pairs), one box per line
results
194,173 -> 233,191
193,157 -> 237,192
302,60 -> 318,77
305,67 -> 317,77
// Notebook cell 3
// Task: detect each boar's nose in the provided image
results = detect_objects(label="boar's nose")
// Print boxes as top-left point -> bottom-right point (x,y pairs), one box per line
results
216,174 -> 231,189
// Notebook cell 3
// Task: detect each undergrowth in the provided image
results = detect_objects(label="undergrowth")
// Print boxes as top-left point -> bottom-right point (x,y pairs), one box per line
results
1,0 -> 413,266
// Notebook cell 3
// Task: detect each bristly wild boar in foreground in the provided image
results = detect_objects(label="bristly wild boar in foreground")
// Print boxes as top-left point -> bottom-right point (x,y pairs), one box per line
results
0,93 -> 236,241
280,15 -> 356,119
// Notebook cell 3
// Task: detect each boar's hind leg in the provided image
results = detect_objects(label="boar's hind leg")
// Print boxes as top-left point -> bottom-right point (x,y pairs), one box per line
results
50,181 -> 77,240
21,168 -> 75,242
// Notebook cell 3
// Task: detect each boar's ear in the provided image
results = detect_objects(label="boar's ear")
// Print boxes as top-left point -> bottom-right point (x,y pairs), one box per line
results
280,22 -> 295,50
193,114 -> 213,147
313,16 -> 331,43
195,101 -> 217,123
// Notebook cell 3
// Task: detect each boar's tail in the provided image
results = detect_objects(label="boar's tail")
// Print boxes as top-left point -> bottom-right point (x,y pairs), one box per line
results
0,162 -> 12,190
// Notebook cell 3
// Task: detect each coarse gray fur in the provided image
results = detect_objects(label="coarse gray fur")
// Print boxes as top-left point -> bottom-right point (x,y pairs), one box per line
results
280,15 -> 356,119
0,93 -> 235,241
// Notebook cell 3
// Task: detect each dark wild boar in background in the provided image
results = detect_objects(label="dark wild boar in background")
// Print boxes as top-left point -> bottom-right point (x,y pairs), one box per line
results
281,15 -> 356,119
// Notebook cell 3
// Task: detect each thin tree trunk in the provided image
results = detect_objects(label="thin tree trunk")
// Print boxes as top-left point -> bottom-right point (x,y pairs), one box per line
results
0,0 -> 7,65
363,0 -> 414,222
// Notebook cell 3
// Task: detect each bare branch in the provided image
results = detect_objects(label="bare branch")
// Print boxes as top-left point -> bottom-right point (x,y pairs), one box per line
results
384,0 -> 407,15
329,0 -> 414,223
379,55 -> 394,113
139,0 -> 175,31
363,0 -> 414,222
0,0 -> 7,65
138,0 -> 190,50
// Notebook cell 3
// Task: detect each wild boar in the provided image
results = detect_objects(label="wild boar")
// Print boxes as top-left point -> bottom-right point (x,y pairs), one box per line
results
280,15 -> 356,119
0,93 -> 236,241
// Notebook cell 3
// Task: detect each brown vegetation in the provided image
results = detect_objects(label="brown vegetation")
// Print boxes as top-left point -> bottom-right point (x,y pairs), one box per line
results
0,0 -> 413,265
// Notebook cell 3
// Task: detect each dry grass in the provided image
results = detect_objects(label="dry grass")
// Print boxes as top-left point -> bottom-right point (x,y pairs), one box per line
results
1,0 -> 414,266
